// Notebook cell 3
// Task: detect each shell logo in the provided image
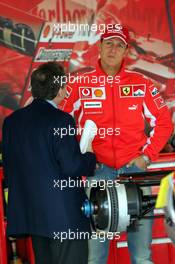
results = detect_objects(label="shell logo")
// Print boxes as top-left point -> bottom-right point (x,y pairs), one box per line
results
94,89 -> 103,97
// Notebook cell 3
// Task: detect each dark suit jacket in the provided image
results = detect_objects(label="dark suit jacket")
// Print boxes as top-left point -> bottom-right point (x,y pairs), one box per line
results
2,99 -> 96,238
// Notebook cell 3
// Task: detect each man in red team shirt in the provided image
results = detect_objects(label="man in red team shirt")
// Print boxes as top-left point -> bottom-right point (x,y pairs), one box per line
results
62,24 -> 173,264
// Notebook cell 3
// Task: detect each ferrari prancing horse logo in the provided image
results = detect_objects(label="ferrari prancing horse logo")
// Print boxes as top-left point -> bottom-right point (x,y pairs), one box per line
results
122,87 -> 131,95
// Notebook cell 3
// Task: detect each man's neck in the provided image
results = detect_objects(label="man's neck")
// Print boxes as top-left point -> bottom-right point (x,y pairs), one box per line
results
46,99 -> 58,108
101,61 -> 122,76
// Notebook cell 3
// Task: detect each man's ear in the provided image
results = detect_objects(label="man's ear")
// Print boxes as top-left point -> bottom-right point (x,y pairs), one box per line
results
53,86 -> 66,105
98,40 -> 102,52
58,87 -> 63,97
58,85 -> 67,98
124,46 -> 129,57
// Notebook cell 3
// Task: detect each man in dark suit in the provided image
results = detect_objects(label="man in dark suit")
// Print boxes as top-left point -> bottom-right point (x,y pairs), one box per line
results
2,62 -> 96,264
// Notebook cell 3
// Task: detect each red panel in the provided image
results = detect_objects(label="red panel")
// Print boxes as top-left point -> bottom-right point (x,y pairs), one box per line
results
26,238 -> 35,264
0,0 -> 43,11
0,168 -> 8,264
152,218 -> 168,238
108,243 -> 175,264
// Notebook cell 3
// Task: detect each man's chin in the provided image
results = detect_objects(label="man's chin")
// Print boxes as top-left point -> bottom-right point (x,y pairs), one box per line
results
106,61 -> 119,68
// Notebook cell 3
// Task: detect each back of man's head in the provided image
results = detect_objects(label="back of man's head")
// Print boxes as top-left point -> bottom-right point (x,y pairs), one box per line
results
31,62 -> 65,100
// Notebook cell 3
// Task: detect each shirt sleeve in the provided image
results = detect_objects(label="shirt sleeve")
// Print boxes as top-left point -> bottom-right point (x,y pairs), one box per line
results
142,81 -> 173,160
53,113 -> 96,178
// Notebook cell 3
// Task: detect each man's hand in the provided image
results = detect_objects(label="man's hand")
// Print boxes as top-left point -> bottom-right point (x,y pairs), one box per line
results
127,155 -> 148,170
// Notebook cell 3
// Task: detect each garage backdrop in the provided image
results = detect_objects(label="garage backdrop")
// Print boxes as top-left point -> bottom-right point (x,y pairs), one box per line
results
0,0 -> 174,141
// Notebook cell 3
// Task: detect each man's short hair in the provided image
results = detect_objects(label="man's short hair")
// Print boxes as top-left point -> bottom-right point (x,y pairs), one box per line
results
31,62 -> 65,100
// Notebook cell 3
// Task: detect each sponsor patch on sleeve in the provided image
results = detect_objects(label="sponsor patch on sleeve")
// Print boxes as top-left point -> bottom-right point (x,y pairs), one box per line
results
149,86 -> 160,97
154,96 -> 166,109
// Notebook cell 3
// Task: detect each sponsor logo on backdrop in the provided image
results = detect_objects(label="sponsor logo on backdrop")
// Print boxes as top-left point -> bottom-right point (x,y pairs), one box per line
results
65,86 -> 72,99
32,0 -> 93,23
35,47 -> 72,61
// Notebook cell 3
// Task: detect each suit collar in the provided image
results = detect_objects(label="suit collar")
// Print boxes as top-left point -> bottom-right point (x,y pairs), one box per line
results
46,100 -> 57,109
32,98 -> 56,109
